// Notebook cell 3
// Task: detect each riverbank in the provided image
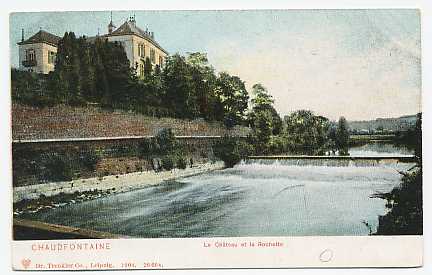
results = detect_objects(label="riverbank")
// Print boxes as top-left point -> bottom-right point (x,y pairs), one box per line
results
13,161 -> 225,215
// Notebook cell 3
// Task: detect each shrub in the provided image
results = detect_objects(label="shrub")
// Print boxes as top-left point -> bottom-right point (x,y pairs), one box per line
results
161,155 -> 175,170
155,128 -> 177,154
79,149 -> 101,171
373,169 -> 422,235
213,137 -> 253,168
42,154 -> 73,181
176,156 -> 187,169
138,138 -> 158,159
267,135 -> 287,154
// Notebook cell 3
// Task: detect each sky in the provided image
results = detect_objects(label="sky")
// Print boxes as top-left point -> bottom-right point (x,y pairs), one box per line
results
9,10 -> 421,121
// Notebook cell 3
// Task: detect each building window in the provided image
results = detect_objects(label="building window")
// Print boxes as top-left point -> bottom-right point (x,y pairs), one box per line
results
159,56 -> 164,67
150,48 -> 156,64
26,49 -> 35,61
138,44 -> 145,58
48,51 -> 56,64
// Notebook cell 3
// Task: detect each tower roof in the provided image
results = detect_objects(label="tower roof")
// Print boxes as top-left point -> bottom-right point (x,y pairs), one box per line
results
18,30 -> 61,47
109,20 -> 168,54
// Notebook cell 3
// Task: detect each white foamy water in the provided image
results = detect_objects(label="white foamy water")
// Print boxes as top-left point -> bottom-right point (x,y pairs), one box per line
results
23,144 -> 413,237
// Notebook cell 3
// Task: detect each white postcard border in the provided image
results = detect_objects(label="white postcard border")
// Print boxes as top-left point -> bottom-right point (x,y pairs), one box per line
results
2,0 -> 432,274
12,236 -> 423,270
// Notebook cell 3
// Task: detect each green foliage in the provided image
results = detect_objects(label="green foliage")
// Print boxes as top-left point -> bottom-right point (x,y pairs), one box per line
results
144,57 -> 152,76
282,110 -> 331,154
12,34 -> 249,127
162,54 -> 199,118
267,135 -> 288,154
11,69 -> 58,107
155,128 -> 177,154
374,114 -> 422,235
395,113 -> 422,161
374,169 -> 422,235
138,138 -> 158,159
138,129 -> 188,170
186,53 -> 222,121
79,149 -> 101,171
213,137 -> 253,168
176,156 -> 187,169
248,109 -> 274,154
42,154 -> 73,182
249,83 -> 282,135
335,116 -> 349,154
247,83 -> 283,154
161,155 -> 175,170
216,72 -> 249,128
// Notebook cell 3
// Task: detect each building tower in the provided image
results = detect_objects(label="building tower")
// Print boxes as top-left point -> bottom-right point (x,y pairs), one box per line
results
108,11 -> 115,34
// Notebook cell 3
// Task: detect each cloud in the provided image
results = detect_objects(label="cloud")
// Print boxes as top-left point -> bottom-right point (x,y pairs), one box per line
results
207,18 -> 421,121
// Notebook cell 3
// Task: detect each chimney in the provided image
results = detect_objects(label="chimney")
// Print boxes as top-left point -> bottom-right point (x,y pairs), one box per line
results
129,15 -> 136,26
151,32 -> 154,39
21,28 -> 24,42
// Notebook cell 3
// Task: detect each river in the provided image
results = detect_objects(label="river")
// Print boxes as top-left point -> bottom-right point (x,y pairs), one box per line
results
22,142 -> 414,237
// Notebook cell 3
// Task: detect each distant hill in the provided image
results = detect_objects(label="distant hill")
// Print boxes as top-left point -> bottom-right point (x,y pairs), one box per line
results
348,115 -> 418,134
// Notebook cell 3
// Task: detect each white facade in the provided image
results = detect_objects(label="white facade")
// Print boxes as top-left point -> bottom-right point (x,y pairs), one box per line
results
108,34 -> 167,77
17,19 -> 168,77
18,42 -> 57,74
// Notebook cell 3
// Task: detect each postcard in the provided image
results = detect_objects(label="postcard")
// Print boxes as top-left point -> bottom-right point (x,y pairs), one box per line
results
9,9 -> 422,270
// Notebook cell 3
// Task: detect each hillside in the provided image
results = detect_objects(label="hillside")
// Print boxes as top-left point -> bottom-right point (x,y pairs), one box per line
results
348,115 -> 417,133
12,104 -> 250,140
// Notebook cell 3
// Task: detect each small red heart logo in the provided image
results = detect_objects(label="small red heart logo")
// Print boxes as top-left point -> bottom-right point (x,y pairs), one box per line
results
21,258 -> 31,269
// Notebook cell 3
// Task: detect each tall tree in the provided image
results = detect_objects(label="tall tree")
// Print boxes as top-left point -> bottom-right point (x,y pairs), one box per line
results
215,72 -> 249,128
335,116 -> 349,154
249,83 -> 282,135
54,32 -> 83,105
283,110 -> 331,154
77,37 -> 96,101
186,52 -> 219,120
97,39 -> 134,108
162,54 -> 198,118
144,57 -> 152,76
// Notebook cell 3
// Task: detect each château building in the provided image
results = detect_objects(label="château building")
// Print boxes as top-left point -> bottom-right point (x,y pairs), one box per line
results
17,15 -> 168,77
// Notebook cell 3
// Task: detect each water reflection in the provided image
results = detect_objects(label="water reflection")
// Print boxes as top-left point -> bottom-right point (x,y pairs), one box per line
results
349,142 -> 413,157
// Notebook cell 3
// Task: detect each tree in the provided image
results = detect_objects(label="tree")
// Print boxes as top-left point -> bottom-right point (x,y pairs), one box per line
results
249,83 -> 282,135
155,128 -> 177,154
283,110 -> 331,154
215,72 -> 249,127
213,137 -> 253,168
78,37 -> 96,101
162,54 -> 198,118
52,32 -> 84,105
251,83 -> 274,107
144,57 -> 152,76
12,44 -> 250,128
335,116 -> 349,154
248,109 -> 274,153
11,69 -> 58,107
373,114 -> 422,235
99,40 -> 134,108
186,52 -> 220,121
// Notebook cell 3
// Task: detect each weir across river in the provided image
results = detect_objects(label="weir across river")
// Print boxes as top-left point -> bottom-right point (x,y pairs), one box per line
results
246,155 -> 417,167
247,155 -> 417,162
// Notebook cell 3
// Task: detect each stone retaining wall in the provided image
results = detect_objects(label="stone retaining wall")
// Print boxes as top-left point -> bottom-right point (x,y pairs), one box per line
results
12,136 -> 230,187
